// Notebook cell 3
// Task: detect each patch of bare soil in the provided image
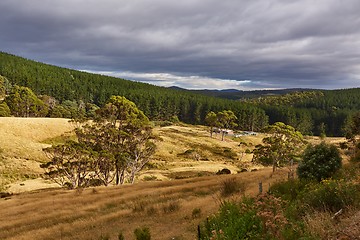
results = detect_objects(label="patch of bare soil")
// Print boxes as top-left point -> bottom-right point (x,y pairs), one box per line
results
7,178 -> 60,193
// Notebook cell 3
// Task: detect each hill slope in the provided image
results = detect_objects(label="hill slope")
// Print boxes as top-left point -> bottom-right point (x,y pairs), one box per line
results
0,117 -> 284,239
0,117 -> 263,193
0,166 -> 289,240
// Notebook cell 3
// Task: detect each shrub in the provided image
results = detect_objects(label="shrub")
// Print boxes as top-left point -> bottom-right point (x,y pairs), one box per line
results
192,208 -> 201,218
200,195 -> 311,239
300,179 -> 360,212
297,142 -> 342,182
118,232 -> 125,240
350,141 -> 360,162
153,120 -> 172,127
162,201 -> 181,213
269,179 -> 310,202
143,175 -> 157,181
200,200 -> 262,240
220,178 -> 246,197
0,101 -> 10,117
134,227 -> 151,240
216,168 -> 231,175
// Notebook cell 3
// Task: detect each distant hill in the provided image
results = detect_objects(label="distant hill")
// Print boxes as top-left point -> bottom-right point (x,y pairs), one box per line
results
188,88 -> 317,100
1,51 -> 359,136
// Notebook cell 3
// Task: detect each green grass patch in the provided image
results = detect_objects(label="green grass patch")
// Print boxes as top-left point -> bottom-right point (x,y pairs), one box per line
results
41,133 -> 76,145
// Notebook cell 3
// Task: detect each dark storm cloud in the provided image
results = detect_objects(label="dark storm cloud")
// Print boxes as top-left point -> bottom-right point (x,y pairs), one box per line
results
1,0 -> 360,90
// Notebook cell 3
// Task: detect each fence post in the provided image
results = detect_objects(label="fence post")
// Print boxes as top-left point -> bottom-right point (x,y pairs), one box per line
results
197,224 -> 201,240
259,181 -> 263,194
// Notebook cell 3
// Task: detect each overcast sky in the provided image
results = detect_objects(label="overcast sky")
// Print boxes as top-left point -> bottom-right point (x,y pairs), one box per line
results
1,0 -> 360,90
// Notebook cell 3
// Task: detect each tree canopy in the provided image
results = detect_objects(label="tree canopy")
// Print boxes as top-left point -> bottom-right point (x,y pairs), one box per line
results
1,51 -> 360,137
344,111 -> 360,162
5,85 -> 48,117
252,122 -> 305,173
41,96 -> 156,188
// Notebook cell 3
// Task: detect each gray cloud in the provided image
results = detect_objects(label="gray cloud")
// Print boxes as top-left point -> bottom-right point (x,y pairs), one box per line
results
0,0 -> 360,90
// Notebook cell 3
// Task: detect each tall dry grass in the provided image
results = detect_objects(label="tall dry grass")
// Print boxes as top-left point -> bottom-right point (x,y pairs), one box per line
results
0,168 -> 288,240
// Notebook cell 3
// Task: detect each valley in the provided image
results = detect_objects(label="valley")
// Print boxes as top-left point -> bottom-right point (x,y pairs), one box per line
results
0,117 -> 287,239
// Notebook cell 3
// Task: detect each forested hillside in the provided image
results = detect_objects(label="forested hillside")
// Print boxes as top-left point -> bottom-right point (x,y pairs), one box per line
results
196,86 -> 360,136
189,88 -> 314,100
0,52 -> 268,131
251,90 -> 360,136
1,51 -> 359,136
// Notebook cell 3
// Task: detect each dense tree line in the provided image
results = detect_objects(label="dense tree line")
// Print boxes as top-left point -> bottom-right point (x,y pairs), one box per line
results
197,88 -> 360,136
0,51 -> 268,131
1,51 -> 359,136
250,90 -> 360,136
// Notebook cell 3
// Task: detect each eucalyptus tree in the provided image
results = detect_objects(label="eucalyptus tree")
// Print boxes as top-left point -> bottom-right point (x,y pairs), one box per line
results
42,96 -> 156,187
205,111 -> 218,138
217,110 -> 238,141
41,141 -> 95,189
252,122 -> 305,173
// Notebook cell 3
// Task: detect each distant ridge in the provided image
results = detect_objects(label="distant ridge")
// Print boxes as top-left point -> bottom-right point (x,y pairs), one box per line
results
186,88 -> 317,100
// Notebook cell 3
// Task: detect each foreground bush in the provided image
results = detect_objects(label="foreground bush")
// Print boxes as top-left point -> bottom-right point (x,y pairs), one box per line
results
301,179 -> 360,212
200,199 -> 262,239
199,195 -> 301,240
220,178 -> 246,197
134,227 -> 151,240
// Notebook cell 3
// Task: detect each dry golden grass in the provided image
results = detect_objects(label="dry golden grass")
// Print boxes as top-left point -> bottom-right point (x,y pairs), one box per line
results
0,118 -> 74,190
1,118 -> 265,192
0,117 -> 74,160
0,117 -> 351,239
0,168 -> 289,240
304,209 -> 360,240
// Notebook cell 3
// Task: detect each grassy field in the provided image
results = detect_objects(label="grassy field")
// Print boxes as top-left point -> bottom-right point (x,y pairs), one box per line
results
0,117 -> 265,192
0,167 -> 290,239
0,117 -> 351,239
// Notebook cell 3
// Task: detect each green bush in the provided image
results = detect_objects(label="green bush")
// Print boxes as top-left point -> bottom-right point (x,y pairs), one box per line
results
297,142 -> 342,181
200,200 -> 262,240
192,208 -> 201,218
134,227 -> 151,240
300,179 -> 360,212
269,179 -> 310,202
200,194 -> 316,239
0,101 -> 11,117
143,175 -> 157,181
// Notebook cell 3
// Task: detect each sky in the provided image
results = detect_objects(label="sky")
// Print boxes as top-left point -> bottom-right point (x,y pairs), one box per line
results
1,0 -> 360,90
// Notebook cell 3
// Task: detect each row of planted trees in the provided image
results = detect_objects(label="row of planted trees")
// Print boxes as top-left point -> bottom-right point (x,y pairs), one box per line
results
41,96 -> 156,189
